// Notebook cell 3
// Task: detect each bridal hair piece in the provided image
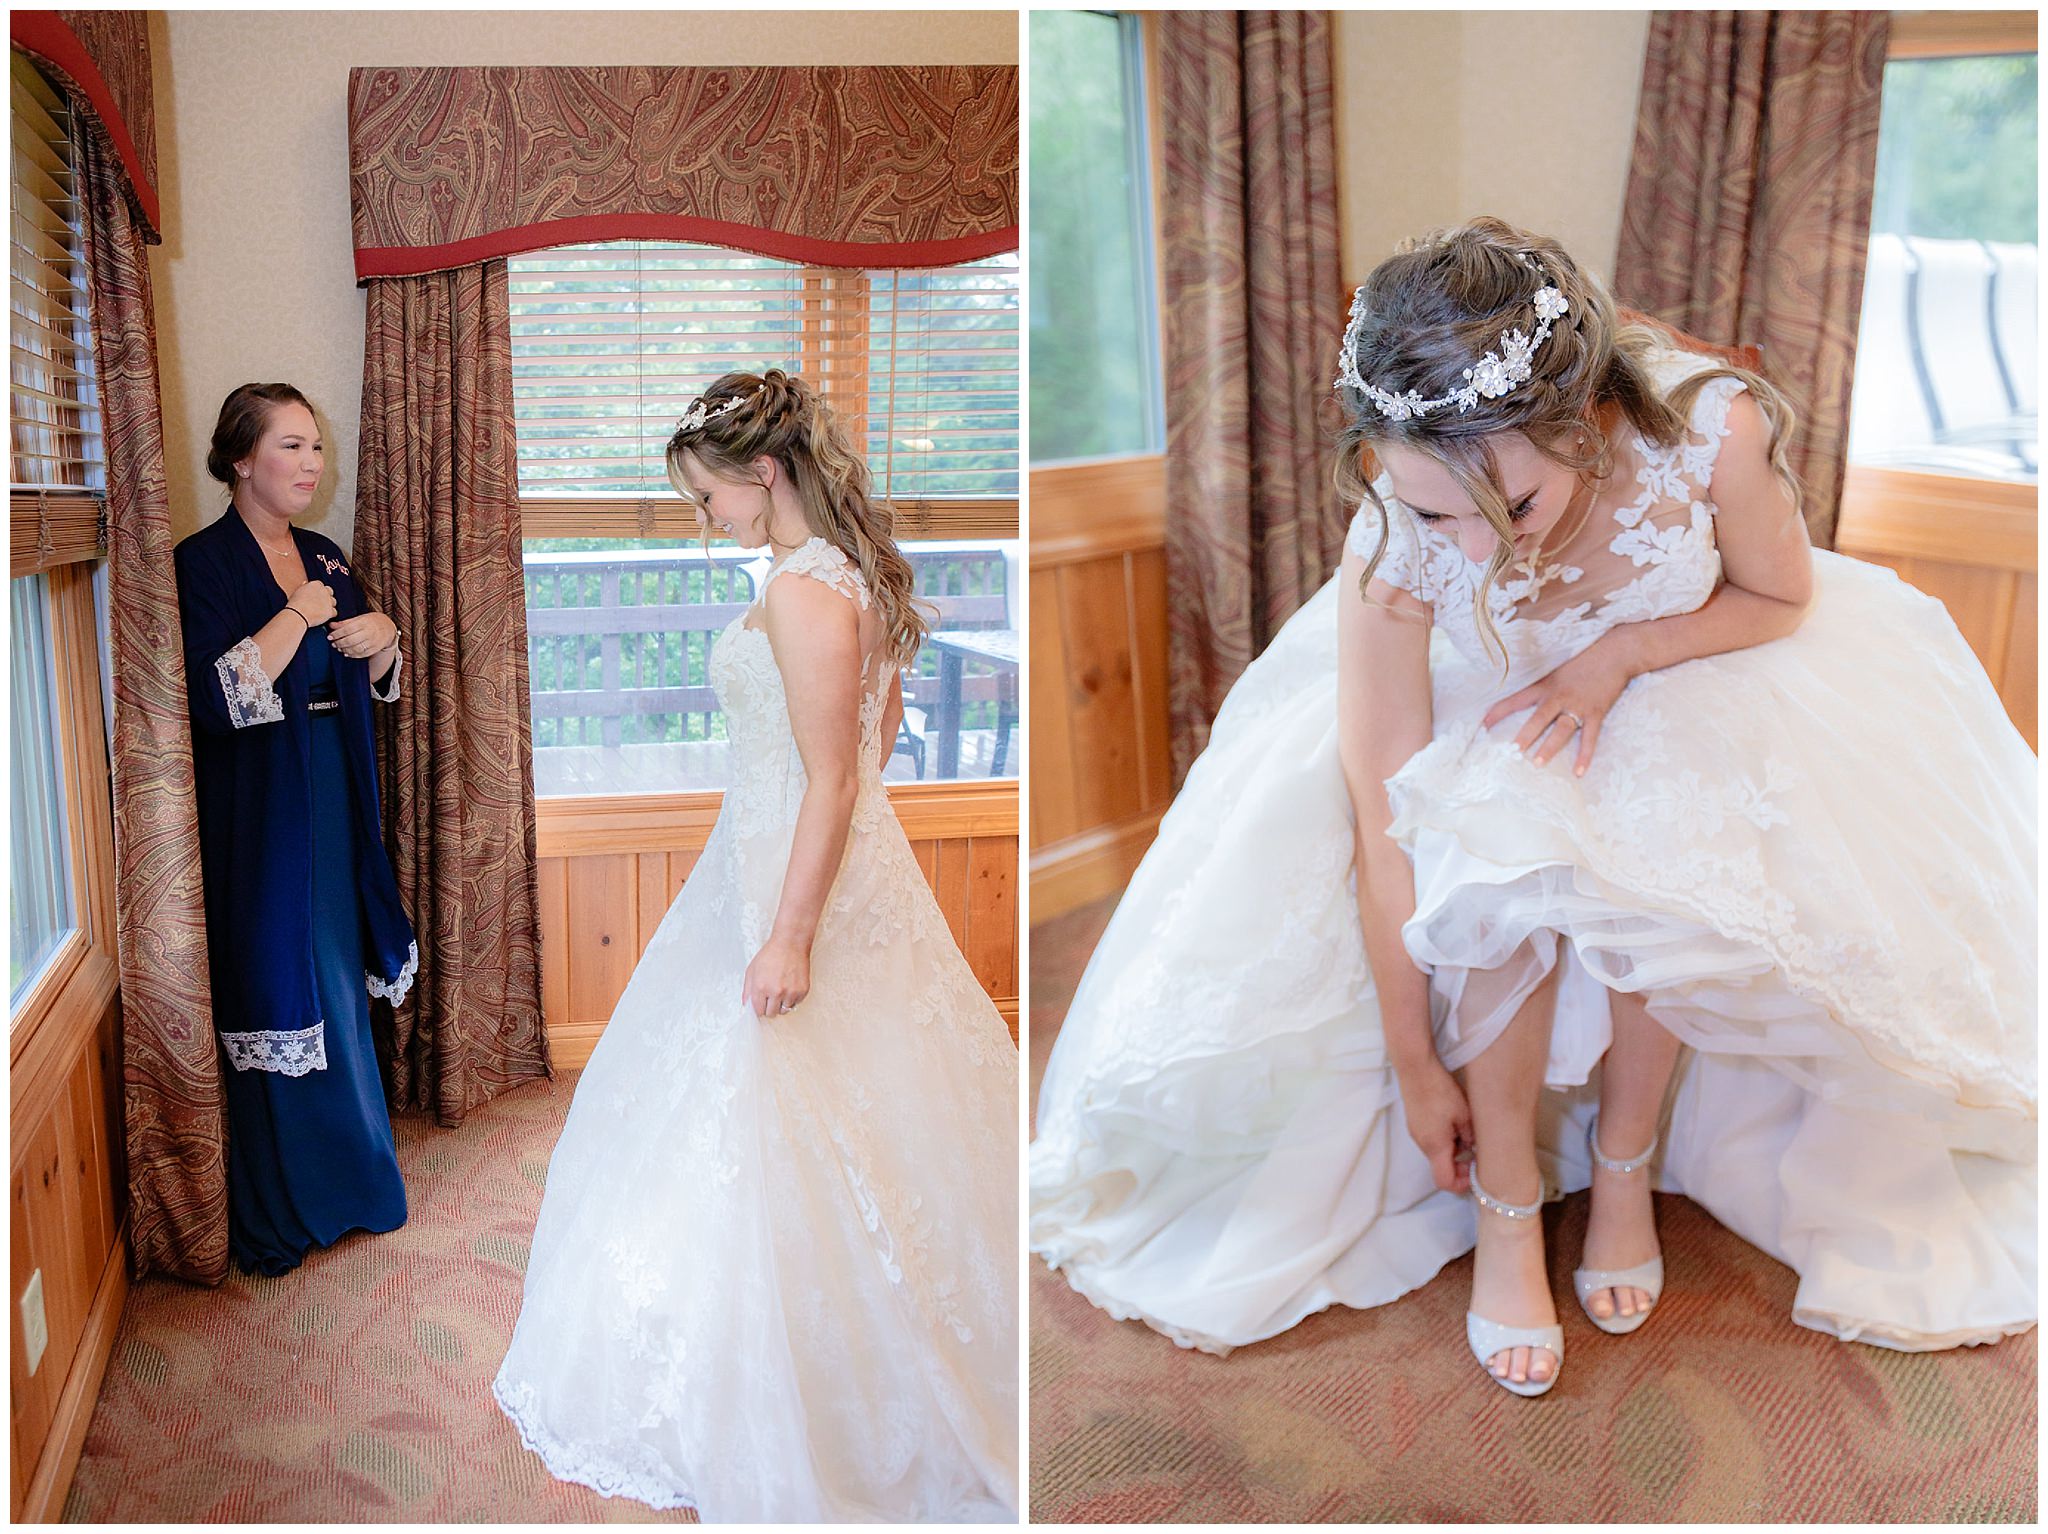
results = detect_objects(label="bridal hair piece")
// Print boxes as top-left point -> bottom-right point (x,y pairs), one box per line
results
666,369 -> 929,663
1335,258 -> 1573,420
676,391 -> 750,434
1333,217 -> 1803,670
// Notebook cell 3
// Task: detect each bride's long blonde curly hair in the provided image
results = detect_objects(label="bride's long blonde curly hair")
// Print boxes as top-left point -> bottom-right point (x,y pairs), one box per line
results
1334,216 -> 1803,667
666,369 -> 929,663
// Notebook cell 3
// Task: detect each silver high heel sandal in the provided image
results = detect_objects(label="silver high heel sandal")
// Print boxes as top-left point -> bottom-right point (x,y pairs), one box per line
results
1466,1168 -> 1563,1397
1573,1111 -> 1665,1335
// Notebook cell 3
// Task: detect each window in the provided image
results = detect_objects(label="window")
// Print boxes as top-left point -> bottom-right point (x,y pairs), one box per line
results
1846,39 -> 2036,483
510,243 -> 1019,511
1028,9 -> 1163,465
10,49 -> 112,1037
509,242 -> 1022,796
11,576 -> 74,1005
10,50 -> 105,552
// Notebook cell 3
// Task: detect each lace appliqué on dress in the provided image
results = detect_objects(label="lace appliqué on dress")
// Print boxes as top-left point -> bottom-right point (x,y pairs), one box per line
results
216,636 -> 284,728
220,1022 -> 327,1075
762,537 -> 872,609
366,940 -> 419,1007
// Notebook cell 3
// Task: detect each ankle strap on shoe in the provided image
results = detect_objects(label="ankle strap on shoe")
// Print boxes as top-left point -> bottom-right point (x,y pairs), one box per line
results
1587,1111 -> 1657,1174
1469,1165 -> 1543,1221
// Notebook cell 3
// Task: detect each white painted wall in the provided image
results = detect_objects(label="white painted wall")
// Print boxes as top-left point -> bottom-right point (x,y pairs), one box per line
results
144,10 -> 1018,547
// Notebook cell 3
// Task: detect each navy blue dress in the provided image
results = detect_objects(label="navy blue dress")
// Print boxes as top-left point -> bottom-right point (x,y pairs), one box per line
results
175,510 -> 415,1275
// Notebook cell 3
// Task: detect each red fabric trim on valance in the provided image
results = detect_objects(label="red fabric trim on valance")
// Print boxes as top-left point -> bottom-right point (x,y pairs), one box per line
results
11,10 -> 161,240
347,65 -> 1020,282
354,212 -> 1021,281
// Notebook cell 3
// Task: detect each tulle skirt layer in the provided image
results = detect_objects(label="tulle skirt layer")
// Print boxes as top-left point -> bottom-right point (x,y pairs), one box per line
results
497,811 -> 1019,1522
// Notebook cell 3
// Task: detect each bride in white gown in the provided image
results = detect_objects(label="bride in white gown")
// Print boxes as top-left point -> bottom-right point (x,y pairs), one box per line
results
494,370 -> 1019,1520
1031,218 -> 2035,1396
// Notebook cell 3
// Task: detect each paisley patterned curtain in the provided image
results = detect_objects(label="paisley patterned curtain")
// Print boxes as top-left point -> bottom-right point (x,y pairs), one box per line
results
1614,10 -> 1892,549
352,263 -> 548,1124
1156,13 -> 1345,781
18,12 -> 229,1281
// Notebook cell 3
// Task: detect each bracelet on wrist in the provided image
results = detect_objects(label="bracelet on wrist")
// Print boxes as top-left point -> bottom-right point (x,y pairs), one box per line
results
283,606 -> 309,630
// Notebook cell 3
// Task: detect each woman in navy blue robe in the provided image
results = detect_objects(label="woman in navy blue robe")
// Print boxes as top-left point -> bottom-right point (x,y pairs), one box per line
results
174,383 -> 416,1275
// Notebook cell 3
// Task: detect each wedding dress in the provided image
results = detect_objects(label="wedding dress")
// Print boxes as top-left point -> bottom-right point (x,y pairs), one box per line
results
494,539 -> 1019,1522
1032,345 -> 2037,1357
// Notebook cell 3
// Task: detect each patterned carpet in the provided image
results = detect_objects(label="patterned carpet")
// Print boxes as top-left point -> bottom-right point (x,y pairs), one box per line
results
65,1070 -> 694,1523
1028,899 -> 2039,1524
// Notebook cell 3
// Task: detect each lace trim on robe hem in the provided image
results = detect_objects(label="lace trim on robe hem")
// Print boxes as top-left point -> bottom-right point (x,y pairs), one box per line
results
366,940 -> 419,1007
216,636 -> 284,728
369,646 -> 403,702
491,1373 -> 700,1512
220,1022 -> 326,1075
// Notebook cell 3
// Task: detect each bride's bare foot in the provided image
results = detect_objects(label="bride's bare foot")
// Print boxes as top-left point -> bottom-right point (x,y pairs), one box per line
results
1470,1169 -> 1558,1385
1580,1120 -> 1660,1322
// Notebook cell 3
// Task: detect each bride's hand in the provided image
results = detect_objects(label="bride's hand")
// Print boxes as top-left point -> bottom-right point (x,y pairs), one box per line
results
1398,1062 -> 1474,1194
742,936 -> 811,1020
1481,626 -> 1642,776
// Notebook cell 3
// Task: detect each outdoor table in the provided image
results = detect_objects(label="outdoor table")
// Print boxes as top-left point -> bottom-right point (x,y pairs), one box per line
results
928,627 -> 1020,778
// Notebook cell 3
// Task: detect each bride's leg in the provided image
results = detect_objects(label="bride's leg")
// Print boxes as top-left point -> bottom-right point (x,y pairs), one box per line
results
1582,988 -> 1680,1321
1458,961 -> 1562,1386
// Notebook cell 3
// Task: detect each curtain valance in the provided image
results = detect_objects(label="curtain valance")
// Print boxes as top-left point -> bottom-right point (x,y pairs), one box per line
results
347,64 -> 1019,281
10,9 -> 161,239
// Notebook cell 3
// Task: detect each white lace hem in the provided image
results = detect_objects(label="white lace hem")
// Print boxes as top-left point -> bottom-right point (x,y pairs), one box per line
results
370,645 -> 403,702
491,1372 -> 699,1513
220,1022 -> 326,1075
216,636 -> 284,728
366,941 -> 418,1007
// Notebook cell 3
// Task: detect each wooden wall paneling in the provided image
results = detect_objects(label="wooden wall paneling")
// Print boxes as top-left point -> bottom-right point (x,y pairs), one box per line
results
2003,573 -> 2036,748
665,850 -> 697,908
537,785 -> 1018,1065
634,853 -> 669,955
22,1234 -> 125,1525
537,859 -> 569,1028
11,1152 -> 53,1496
1057,557 -> 1146,830
1029,457 -> 1173,922
22,1114 -> 64,1440
1028,565 -> 1079,848
1127,547 -> 1173,809
934,838 -> 972,954
564,855 -> 638,1024
62,1052 -> 102,1270
964,836 -> 1017,998
1903,561 -> 2017,683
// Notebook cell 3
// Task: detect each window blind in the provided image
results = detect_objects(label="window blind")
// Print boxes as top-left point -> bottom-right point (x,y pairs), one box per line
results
10,50 -> 104,578
510,242 -> 1018,537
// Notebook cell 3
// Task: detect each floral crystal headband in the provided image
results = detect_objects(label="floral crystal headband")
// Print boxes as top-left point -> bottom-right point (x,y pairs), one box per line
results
1334,256 -> 1572,422
675,391 -> 750,434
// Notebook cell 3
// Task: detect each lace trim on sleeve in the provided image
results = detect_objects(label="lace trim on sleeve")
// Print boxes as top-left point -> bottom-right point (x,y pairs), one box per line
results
1346,496 -> 1455,604
220,1022 -> 326,1075
764,537 -> 872,609
216,636 -> 284,728
366,940 -> 419,1007
370,646 -> 403,703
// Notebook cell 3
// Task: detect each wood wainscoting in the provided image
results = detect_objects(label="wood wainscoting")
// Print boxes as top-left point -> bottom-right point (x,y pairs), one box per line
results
535,781 -> 1020,1066
1028,456 -> 1174,922
1835,466 -> 2037,749
10,561 -> 128,1524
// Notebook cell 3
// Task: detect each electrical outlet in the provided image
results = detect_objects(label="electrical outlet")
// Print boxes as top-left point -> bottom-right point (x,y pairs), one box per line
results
21,1269 -> 47,1376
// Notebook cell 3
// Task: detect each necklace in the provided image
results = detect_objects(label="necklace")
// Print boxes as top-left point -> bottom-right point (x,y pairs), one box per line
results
236,504 -> 297,559
1518,475 -> 1600,568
